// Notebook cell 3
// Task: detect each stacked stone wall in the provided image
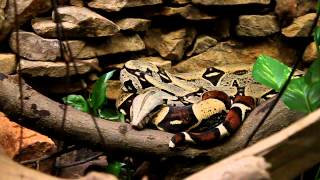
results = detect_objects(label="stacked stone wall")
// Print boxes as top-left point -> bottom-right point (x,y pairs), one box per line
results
0,0 -> 318,97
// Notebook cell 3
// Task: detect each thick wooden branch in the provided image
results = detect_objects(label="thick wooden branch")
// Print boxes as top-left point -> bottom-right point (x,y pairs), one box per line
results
187,107 -> 320,180
0,74 -> 304,159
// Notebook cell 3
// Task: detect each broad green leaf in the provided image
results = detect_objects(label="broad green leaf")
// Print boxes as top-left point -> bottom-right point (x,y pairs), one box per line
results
314,27 -> 320,52
282,78 -> 311,112
317,0 -> 320,14
90,70 -> 115,111
63,95 -> 89,112
253,55 -> 291,91
305,60 -> 320,85
307,81 -> 320,111
98,108 -> 125,122
105,161 -> 122,177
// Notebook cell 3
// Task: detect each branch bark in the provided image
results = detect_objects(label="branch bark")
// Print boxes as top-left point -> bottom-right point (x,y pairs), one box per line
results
0,74 -> 305,159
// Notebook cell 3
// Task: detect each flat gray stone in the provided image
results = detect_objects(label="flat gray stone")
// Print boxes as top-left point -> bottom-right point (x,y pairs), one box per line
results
0,0 -> 52,41
0,53 -> 16,74
88,0 -> 163,12
192,0 -> 270,5
236,15 -> 279,37
154,5 -> 216,20
20,58 -> 98,77
187,35 -> 217,57
55,6 -> 120,37
76,34 -> 145,58
282,13 -> 318,37
143,28 -> 196,61
10,31 -> 85,61
32,17 -> 81,38
116,18 -> 151,32
174,39 -> 298,72
303,42 -> 317,63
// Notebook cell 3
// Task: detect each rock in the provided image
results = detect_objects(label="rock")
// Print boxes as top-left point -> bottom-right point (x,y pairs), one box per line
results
143,28 -> 196,61
10,31 -> 85,61
275,0 -> 298,27
76,34 -> 145,58
0,113 -> 55,173
155,5 -> 216,20
20,58 -> 98,77
275,0 -> 317,25
303,42 -> 317,63
0,0 -> 52,41
88,0 -> 163,12
236,15 -> 280,37
174,39 -> 298,72
282,13 -> 318,37
105,80 -> 121,100
187,35 -> 217,57
0,1 -> 5,35
116,18 -> 151,32
0,53 -> 16,74
192,0 -> 270,5
32,17 -> 81,38
296,1 -> 317,17
56,6 -> 120,37
170,0 -> 190,5
70,0 -> 84,7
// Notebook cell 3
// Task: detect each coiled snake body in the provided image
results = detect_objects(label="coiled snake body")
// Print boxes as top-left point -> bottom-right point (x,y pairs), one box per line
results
116,60 -> 274,148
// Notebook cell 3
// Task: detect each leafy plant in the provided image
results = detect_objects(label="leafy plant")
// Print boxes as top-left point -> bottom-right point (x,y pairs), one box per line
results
105,159 -> 134,179
105,161 -> 122,177
63,70 -> 125,122
253,55 -> 320,112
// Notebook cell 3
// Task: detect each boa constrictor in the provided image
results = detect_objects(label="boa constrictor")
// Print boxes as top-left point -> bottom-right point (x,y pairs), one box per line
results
116,60 -> 274,148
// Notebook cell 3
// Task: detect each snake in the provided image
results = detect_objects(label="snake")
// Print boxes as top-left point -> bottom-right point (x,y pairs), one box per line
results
116,60 -> 275,148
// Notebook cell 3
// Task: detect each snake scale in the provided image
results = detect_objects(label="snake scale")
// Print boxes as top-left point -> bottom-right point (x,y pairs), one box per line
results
116,60 -> 275,148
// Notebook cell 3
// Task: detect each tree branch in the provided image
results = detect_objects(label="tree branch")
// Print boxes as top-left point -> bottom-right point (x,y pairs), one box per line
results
0,74 -> 305,160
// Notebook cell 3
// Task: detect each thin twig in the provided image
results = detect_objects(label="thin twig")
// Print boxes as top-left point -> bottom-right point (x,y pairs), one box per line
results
20,145 -> 78,165
12,0 -> 24,158
54,152 -> 105,169
50,0 -> 108,174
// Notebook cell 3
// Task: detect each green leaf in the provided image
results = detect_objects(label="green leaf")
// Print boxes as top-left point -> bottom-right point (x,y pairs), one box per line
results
89,70 -> 115,111
307,81 -> 320,111
253,55 -> 291,91
98,108 -> 125,122
314,27 -> 320,52
282,78 -> 311,112
63,95 -> 89,112
105,161 -> 122,177
317,0 -> 320,14
305,60 -> 320,85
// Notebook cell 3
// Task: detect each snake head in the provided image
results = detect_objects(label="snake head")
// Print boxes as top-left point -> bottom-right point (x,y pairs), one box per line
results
130,88 -> 178,129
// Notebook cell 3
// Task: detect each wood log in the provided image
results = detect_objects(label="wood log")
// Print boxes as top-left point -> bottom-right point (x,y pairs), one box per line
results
0,74 -> 304,159
187,107 -> 320,180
